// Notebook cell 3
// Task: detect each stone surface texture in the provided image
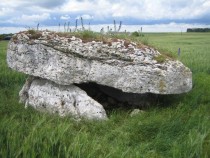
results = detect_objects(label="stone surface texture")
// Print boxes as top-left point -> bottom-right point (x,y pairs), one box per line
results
19,77 -> 107,120
7,31 -> 192,94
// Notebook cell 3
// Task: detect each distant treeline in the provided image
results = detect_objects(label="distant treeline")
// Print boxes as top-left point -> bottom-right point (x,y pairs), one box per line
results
0,33 -> 13,40
187,28 -> 210,32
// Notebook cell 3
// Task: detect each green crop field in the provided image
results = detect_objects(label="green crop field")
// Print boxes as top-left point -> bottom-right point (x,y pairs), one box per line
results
0,32 -> 210,158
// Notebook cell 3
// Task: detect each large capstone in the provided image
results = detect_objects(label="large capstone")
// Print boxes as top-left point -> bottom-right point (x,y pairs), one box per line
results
7,31 -> 192,94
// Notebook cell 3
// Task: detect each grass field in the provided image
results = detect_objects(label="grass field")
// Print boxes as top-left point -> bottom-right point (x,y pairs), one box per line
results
0,32 -> 210,157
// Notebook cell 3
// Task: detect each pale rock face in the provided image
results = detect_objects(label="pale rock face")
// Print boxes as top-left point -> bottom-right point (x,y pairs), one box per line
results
7,31 -> 192,94
19,77 -> 107,120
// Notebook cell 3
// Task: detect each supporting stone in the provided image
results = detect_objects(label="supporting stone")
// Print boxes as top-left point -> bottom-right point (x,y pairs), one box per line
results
19,77 -> 108,120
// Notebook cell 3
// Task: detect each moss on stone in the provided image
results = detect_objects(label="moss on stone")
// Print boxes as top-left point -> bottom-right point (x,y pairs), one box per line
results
159,80 -> 166,92
154,54 -> 167,63
27,30 -> 42,39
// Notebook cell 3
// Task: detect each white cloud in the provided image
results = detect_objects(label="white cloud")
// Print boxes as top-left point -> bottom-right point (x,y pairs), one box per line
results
8,13 -> 50,25
0,0 -> 26,8
60,15 -> 71,20
60,0 -> 94,12
55,0 -> 210,21
82,14 -> 94,20
0,0 -> 210,27
76,14 -> 94,20
0,7 -> 13,16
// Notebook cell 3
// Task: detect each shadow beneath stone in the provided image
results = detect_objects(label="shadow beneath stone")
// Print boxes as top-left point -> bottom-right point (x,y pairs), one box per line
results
75,82 -> 180,114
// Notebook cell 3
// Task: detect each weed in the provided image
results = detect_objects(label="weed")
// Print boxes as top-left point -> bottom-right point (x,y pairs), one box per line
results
140,36 -> 149,45
131,31 -> 141,37
153,48 -> 176,63
80,30 -> 97,40
131,31 -> 144,37
75,19 -> 78,32
80,17 -> 85,31
154,54 -> 167,63
27,29 -> 42,39
114,20 -> 116,32
28,29 -> 36,35
37,23 -> 39,31
118,21 -> 122,32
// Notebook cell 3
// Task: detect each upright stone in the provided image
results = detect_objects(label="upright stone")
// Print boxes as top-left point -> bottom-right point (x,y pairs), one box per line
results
19,77 -> 107,120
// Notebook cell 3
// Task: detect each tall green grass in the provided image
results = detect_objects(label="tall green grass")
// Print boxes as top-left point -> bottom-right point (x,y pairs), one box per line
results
146,32 -> 210,73
0,32 -> 210,157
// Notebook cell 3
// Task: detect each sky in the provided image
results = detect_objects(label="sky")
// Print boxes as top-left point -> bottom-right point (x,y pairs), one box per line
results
0,0 -> 210,33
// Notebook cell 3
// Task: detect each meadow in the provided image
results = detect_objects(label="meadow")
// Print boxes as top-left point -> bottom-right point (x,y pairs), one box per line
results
0,32 -> 210,158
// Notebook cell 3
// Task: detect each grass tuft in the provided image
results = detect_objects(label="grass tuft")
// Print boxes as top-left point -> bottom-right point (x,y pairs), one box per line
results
154,54 -> 167,63
26,29 -> 42,39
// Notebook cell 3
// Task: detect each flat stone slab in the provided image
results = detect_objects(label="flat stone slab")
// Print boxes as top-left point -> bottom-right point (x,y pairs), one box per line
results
7,31 -> 192,94
19,77 -> 107,120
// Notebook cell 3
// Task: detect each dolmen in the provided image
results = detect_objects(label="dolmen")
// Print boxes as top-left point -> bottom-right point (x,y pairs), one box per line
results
7,30 -> 192,120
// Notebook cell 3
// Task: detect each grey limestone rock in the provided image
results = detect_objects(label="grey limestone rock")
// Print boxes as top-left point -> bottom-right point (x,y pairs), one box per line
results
19,77 -> 107,120
7,31 -> 192,94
